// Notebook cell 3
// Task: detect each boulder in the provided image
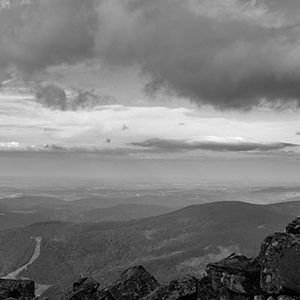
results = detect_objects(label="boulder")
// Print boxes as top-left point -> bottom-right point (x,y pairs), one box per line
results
142,275 -> 199,300
286,218 -> 300,235
100,266 -> 159,300
0,278 -> 35,300
259,232 -> 300,295
206,253 -> 261,299
61,277 -> 100,300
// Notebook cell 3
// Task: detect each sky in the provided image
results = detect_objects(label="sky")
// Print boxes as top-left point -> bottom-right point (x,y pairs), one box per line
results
0,0 -> 300,184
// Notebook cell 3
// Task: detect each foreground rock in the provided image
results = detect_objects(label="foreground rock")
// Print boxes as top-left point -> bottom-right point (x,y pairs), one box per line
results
207,254 -> 261,299
259,232 -> 300,295
205,216 -> 300,300
99,266 -> 159,300
142,275 -> 199,300
285,217 -> 300,235
61,277 -> 100,300
0,278 -> 35,300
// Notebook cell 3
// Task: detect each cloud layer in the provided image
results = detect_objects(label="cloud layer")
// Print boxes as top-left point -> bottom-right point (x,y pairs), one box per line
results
131,137 -> 297,152
2,0 -> 300,109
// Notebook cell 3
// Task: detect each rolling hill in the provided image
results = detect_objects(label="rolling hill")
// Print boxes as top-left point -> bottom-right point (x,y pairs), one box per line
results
0,196 -> 175,229
68,203 -> 174,223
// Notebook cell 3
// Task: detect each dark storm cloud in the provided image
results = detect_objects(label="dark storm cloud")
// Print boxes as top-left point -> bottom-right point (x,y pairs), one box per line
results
0,0 -> 98,73
2,0 -> 300,109
131,138 -> 297,152
96,0 -> 300,109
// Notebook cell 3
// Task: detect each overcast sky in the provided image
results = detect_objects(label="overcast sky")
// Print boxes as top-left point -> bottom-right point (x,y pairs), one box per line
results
1,0 -> 300,184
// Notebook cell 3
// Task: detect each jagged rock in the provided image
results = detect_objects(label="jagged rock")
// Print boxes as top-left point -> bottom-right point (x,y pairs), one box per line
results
72,277 -> 100,293
277,296 -> 300,300
61,277 -> 100,300
206,254 -> 261,299
100,266 -> 159,300
0,278 -> 35,300
259,232 -> 300,295
197,276 -> 218,300
286,217 -> 300,235
97,289 -> 115,300
142,275 -> 199,300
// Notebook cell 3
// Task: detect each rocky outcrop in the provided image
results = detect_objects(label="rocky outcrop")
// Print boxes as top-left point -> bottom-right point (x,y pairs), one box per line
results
258,232 -> 300,295
285,217 -> 300,235
99,266 -> 159,300
205,217 -> 300,300
142,275 -> 199,300
0,278 -> 35,300
61,277 -> 100,300
207,254 -> 261,299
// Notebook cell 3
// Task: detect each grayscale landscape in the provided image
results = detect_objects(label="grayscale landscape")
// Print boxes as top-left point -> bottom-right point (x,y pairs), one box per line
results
0,0 -> 300,299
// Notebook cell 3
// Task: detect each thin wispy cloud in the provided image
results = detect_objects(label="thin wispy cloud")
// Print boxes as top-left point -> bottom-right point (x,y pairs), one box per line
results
131,137 -> 297,153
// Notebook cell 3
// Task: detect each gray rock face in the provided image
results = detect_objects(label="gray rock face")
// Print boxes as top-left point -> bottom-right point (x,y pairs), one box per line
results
196,276 -> 218,300
142,275 -> 199,300
286,217 -> 300,235
206,254 -> 261,298
259,232 -> 300,295
100,266 -> 160,300
61,277 -> 100,300
204,217 -> 300,299
277,296 -> 300,300
0,278 -> 35,300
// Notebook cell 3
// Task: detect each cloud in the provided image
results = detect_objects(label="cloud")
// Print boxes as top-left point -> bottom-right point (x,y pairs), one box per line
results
34,84 -> 118,111
0,136 -> 297,157
0,141 -> 114,153
131,137 -> 297,152
96,0 -> 300,109
0,0 -> 98,74
2,0 -> 300,109
0,141 -> 66,152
